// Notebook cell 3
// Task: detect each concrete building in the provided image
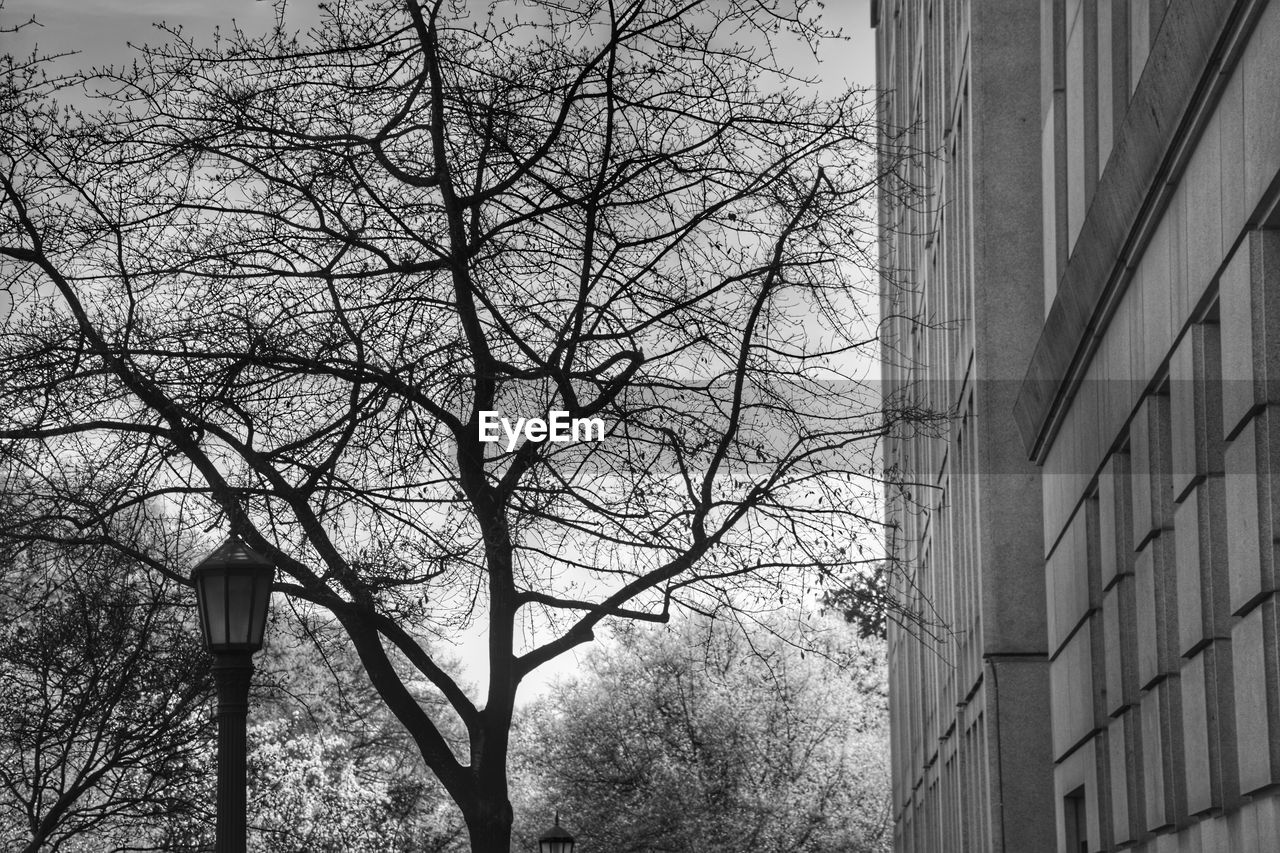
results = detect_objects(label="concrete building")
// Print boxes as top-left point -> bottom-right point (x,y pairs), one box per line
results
876,0 -> 1056,849
878,1 -> 1280,851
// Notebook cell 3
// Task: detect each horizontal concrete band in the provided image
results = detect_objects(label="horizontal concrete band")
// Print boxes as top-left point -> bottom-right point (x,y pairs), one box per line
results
1013,0 -> 1251,461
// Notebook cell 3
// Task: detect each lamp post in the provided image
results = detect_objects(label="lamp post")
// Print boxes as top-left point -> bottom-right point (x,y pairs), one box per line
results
538,812 -> 576,853
190,536 -> 274,853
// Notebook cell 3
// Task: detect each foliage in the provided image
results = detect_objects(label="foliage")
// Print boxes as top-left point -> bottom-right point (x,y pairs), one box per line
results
0,1 -> 903,847
515,613 -> 892,853
245,617 -> 469,853
248,717 -> 453,852
822,561 -> 890,639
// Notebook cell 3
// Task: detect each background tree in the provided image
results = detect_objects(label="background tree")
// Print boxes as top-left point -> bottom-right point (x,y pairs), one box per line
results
823,560 -> 890,639
0,1 -> 902,848
0,537 -> 213,853
514,612 -> 891,853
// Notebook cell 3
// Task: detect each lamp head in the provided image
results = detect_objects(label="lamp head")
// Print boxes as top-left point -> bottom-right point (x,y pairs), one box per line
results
538,812 -> 575,853
190,536 -> 274,654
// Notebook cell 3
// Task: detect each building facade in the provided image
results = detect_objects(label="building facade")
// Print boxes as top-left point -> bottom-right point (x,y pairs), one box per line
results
879,1 -> 1280,851
877,0 -> 1056,849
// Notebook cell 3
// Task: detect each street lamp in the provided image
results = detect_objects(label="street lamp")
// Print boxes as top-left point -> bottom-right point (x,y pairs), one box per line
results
539,812 -> 576,853
191,535 -> 274,853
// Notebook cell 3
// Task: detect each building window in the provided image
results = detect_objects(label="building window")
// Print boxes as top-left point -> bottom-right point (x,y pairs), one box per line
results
1064,786 -> 1089,853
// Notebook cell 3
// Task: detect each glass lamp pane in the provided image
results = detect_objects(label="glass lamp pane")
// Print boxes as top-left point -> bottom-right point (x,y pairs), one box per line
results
248,570 -> 272,647
226,572 -> 254,645
199,573 -> 229,648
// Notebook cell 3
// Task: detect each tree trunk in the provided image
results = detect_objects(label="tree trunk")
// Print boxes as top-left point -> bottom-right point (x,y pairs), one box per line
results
464,793 -> 515,853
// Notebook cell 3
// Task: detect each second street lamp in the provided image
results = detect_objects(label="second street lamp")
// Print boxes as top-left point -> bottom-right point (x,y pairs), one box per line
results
191,535 -> 275,853
538,812 -> 576,853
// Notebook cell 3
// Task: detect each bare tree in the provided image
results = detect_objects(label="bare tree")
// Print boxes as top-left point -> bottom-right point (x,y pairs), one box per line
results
0,1 -> 900,848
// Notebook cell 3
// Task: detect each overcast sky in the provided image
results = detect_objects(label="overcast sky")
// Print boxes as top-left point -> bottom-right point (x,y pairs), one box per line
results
1,0 -> 876,89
